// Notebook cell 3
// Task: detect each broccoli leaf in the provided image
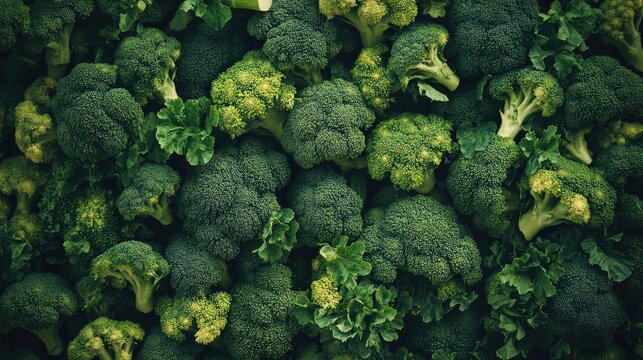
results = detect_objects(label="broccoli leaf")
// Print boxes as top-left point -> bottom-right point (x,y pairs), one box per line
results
417,82 -> 449,102
519,125 -> 562,177
580,234 -> 633,282
172,0 -> 232,31
253,208 -> 299,262
422,0 -> 449,18
319,236 -> 372,290
456,121 -> 497,159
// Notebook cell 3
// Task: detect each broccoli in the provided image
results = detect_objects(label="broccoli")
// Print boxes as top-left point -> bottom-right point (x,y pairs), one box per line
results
165,234 -> 231,297
25,0 -> 94,79
600,0 -> 643,72
114,27 -> 181,104
1,212 -> 46,282
13,77 -> 59,164
282,79 -> 375,169
0,0 -> 30,52
156,292 -> 231,345
591,120 -> 643,150
447,136 -> 523,238
91,240 -> 170,313
169,0 -> 273,31
318,0 -> 417,48
247,0 -> 342,85
563,56 -> 643,165
53,63 -> 144,162
616,193 -> 643,232
367,113 -> 452,194
177,136 -> 290,260
285,165 -> 363,247
75,276 -> 123,318
434,80 -> 501,131
362,195 -> 483,286
96,0 -> 153,40
210,51 -> 297,140
0,156 -> 48,215
350,45 -> 394,115
224,264 -> 301,360
444,0 -> 540,79
67,317 -> 145,360
618,233 -> 643,305
137,326 -> 203,360
116,163 -> 180,225
0,273 -> 78,355
489,67 -> 564,140
518,158 -> 616,241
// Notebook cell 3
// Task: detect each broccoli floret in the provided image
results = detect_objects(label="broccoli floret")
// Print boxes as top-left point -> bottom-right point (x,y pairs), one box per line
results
367,113 -> 452,194
25,0 -> 94,79
137,326 -> 203,360
445,0 -> 539,79
53,63 -> 144,162
350,45 -> 394,115
0,0 -> 30,52
563,56 -> 643,164
116,163 -> 180,225
91,240 -> 170,313
115,27 -> 181,104
224,264 -> 301,360
165,234 -> 230,297
67,317 -> 144,360
616,193 -> 643,231
594,143 -> 643,189
211,51 -> 297,140
1,212 -> 46,282
177,136 -> 290,260
247,0 -> 342,85
591,120 -> 643,150
600,0 -> 643,72
489,67 -> 564,140
156,292 -> 231,345
0,273 -> 78,355
75,276 -> 123,318
519,158 -> 616,241
285,165 -> 363,247
434,80 -> 501,130
318,0 -> 417,47
282,79 -> 375,169
0,156 -> 48,214
447,136 -> 523,238
362,195 -> 483,286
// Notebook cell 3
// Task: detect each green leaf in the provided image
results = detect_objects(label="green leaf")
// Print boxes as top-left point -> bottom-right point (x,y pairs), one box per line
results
417,82 -> 449,102
581,238 -> 633,282
319,236 -> 372,289
253,208 -> 299,262
457,121 -> 497,159
423,0 -> 449,18
519,125 -> 562,176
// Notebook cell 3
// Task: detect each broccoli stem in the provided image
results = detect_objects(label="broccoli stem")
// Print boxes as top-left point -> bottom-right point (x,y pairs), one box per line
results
414,171 -> 437,194
157,70 -> 179,102
290,68 -> 324,86
334,156 -> 367,171
497,88 -> 538,139
96,347 -> 113,360
148,206 -> 174,226
223,0 -> 273,11
563,129 -> 593,165
217,259 -> 233,289
169,9 -> 195,31
347,170 -> 368,201
341,12 -> 390,48
503,188 -> 521,213
28,326 -> 64,355
608,11 -> 643,72
518,192 -> 566,241
406,43 -> 460,91
15,194 -> 33,215
115,343 -> 133,360
258,109 -> 286,141
45,23 -> 73,80
103,267 -> 156,313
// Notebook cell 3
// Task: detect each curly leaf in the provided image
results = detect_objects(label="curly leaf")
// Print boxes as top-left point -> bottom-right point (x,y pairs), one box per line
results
253,208 -> 299,262
320,236 -> 372,290
457,121 -> 497,159
519,125 -> 561,176
581,236 -> 633,282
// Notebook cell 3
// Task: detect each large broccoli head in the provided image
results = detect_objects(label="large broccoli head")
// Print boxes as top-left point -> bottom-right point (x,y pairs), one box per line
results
0,0 -> 30,52
67,317 -> 145,360
177,136 -> 290,260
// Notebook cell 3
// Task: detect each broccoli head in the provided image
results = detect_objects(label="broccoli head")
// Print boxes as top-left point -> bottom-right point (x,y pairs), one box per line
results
75,276 -> 123,318
0,155 -> 48,214
67,317 -> 145,360
600,0 -> 643,72
367,113 -> 452,194
0,0 -> 29,52
350,45 -> 394,115
137,326 -> 203,360
282,79 -> 375,169
0,273 -> 78,355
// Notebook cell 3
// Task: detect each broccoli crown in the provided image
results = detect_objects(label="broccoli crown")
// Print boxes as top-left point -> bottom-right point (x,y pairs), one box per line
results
116,163 -> 180,225
211,51 -> 297,139
445,0 -> 539,78
285,165 -> 363,247
0,0 -> 30,52
361,195 -> 483,286
54,63 -> 144,162
224,264 -> 301,360
367,113 -> 452,192
282,79 -> 375,169
247,0 -> 342,76
447,136 -> 522,238
177,136 -> 290,260
594,143 -> 643,189
546,257 -> 627,352
351,45 -> 394,115
115,27 -> 181,104
137,326 -> 203,360
67,317 -> 145,360
25,0 -> 93,54
563,56 -> 643,131
434,81 -> 500,130
156,292 -> 231,345
0,156 -> 48,214
618,233 -> 643,305
165,234 -> 227,297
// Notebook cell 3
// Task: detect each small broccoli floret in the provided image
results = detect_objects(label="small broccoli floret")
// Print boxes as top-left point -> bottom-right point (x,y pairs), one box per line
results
319,0 -> 417,47
0,156 -> 48,214
0,273 -> 78,355
350,45 -> 394,115
116,163 -> 180,225
25,0 -> 94,79
519,158 -> 616,241
592,120 -> 643,150
156,292 -> 231,345
282,79 -> 375,169
362,195 -> 483,286
75,276 -> 122,318
115,27 -> 181,104
388,22 -> 460,96
285,165 -> 363,247
53,63 -> 144,162
367,113 -> 452,194
489,67 -> 564,140
67,317 -> 144,360
600,0 -> 643,72
0,0 -> 30,52
594,143 -> 643,189
211,51 -> 296,140
91,240 -> 170,313
137,326 -> 203,360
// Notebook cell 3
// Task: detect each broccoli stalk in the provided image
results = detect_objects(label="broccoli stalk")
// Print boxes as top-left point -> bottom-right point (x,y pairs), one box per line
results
405,41 -> 460,91
339,11 -> 392,48
28,327 -> 64,356
223,0 -> 272,11
600,0 -> 643,72
44,23 -> 73,80
563,128 -> 593,165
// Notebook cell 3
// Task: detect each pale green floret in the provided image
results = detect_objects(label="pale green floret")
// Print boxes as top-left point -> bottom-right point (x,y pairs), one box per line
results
0,156 -> 48,215
67,317 -> 145,360
310,274 -> 342,309
351,45 -> 394,114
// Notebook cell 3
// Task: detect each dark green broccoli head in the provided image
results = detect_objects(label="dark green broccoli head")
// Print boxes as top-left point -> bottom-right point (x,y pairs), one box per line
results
445,0 -> 539,78
137,326 -> 203,360
282,79 -> 375,169
115,27 -> 181,104
593,143 -> 643,189
0,0 -> 30,52
0,273 -> 78,355
616,193 -> 643,231
362,195 -> 483,286
286,165 -> 363,247
177,136 -> 290,260
447,136 -> 523,238
0,156 -> 48,214
67,317 -> 145,360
